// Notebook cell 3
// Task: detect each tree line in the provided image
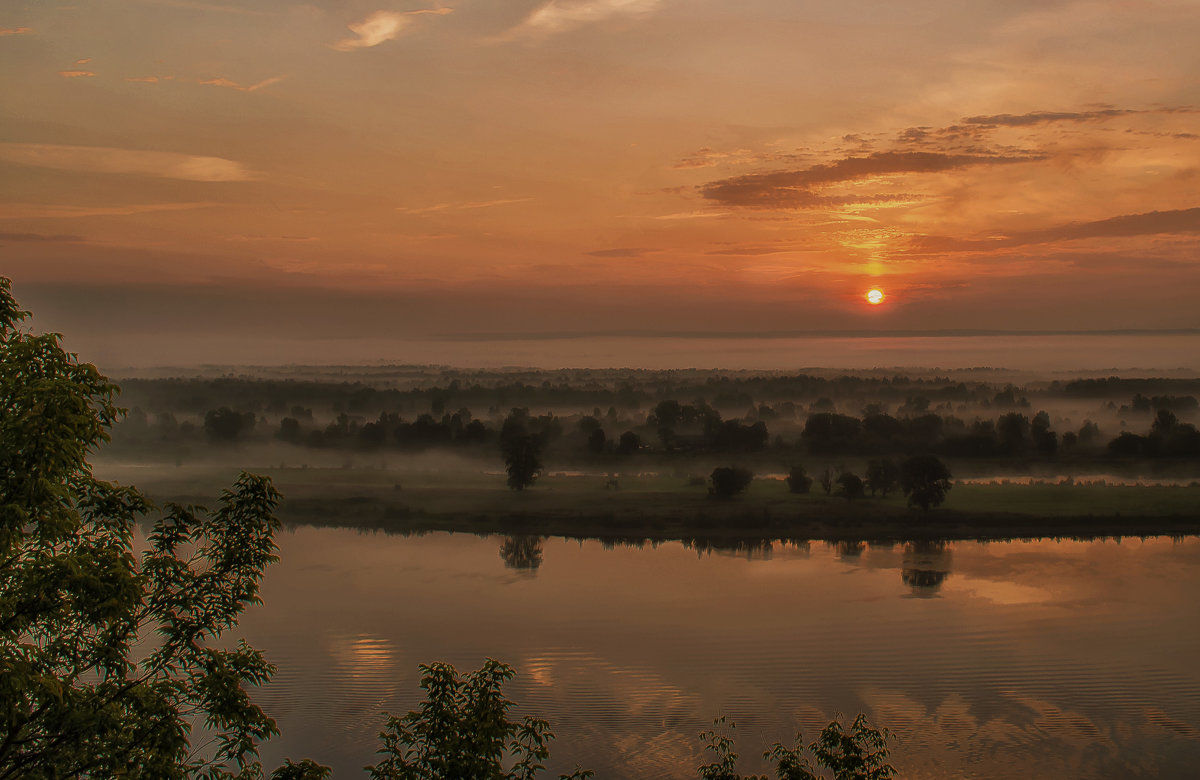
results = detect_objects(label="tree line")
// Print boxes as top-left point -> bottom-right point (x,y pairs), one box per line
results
114,398 -> 1200,464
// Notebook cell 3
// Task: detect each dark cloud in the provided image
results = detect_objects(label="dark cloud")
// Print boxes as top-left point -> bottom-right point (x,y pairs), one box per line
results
0,232 -> 84,242
701,152 -> 1035,209
705,246 -> 800,256
586,247 -> 651,258
909,208 -> 1200,253
962,107 -> 1196,127
962,109 -> 1140,127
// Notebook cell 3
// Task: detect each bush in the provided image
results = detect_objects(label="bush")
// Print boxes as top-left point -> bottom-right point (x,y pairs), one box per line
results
710,467 -> 754,499
699,713 -> 895,780
786,466 -> 813,494
836,472 -> 865,500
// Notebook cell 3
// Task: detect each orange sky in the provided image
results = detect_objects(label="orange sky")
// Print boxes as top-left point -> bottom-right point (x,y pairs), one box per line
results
2,1 -> 1199,365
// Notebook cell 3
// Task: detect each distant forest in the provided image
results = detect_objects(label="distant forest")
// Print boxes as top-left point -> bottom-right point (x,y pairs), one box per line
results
106,369 -> 1200,466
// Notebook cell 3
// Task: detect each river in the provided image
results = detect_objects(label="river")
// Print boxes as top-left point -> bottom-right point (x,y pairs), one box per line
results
241,529 -> 1200,778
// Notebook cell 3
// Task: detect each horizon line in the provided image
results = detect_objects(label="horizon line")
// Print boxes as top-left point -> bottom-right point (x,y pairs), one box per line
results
431,328 -> 1200,341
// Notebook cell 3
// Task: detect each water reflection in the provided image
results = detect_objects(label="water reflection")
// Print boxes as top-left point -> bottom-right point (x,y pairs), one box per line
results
243,529 -> 1200,779
836,540 -> 866,560
499,535 -> 544,572
901,541 -> 953,597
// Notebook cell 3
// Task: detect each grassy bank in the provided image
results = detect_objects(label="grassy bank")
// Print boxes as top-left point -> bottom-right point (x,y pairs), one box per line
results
99,462 -> 1200,542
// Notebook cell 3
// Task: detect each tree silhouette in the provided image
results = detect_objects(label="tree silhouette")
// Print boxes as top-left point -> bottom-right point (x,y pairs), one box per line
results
836,472 -> 865,500
503,433 -> 543,491
865,458 -> 900,497
900,455 -> 953,510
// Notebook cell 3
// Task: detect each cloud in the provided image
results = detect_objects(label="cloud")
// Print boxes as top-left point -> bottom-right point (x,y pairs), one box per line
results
702,152 -> 1037,209
57,70 -> 95,78
963,109 -> 1143,127
0,232 -> 84,242
199,75 -> 285,92
909,208 -> 1200,253
0,143 -> 256,182
505,0 -> 661,38
331,8 -> 453,51
126,76 -> 160,83
959,108 -> 1200,128
0,202 -> 221,219
228,234 -> 318,243
586,247 -> 651,258
0,27 -> 33,36
130,0 -> 267,15
395,197 -> 532,214
650,210 -> 729,220
74,58 -> 92,65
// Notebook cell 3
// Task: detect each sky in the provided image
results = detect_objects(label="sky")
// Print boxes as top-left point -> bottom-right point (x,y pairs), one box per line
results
2,0 -> 1200,367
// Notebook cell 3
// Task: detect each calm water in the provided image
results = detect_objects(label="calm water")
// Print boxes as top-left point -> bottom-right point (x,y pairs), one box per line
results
242,530 -> 1200,778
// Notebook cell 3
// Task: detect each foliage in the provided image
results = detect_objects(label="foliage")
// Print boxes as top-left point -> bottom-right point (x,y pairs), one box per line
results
900,455 -> 953,511
0,277 -> 304,778
709,467 -> 754,499
699,713 -> 895,780
270,759 -> 333,779
698,716 -> 758,780
366,660 -> 592,780
785,466 -> 813,494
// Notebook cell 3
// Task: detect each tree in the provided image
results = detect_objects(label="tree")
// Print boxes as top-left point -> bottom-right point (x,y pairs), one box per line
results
818,467 -> 835,496
204,406 -> 256,443
785,466 -> 813,494
710,467 -> 754,499
586,428 -> 606,454
1030,410 -> 1057,456
616,430 -> 641,455
801,413 -> 861,455
501,410 -> 543,491
503,434 -> 543,491
0,278 -> 311,778
900,454 -> 953,510
996,412 -> 1029,454
366,660 -> 592,780
864,458 -> 900,497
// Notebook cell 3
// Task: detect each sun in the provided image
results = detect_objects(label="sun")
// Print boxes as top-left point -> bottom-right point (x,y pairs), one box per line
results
866,288 -> 885,305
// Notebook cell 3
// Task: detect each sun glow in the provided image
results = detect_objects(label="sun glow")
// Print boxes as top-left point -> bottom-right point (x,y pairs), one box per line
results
866,288 -> 885,305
